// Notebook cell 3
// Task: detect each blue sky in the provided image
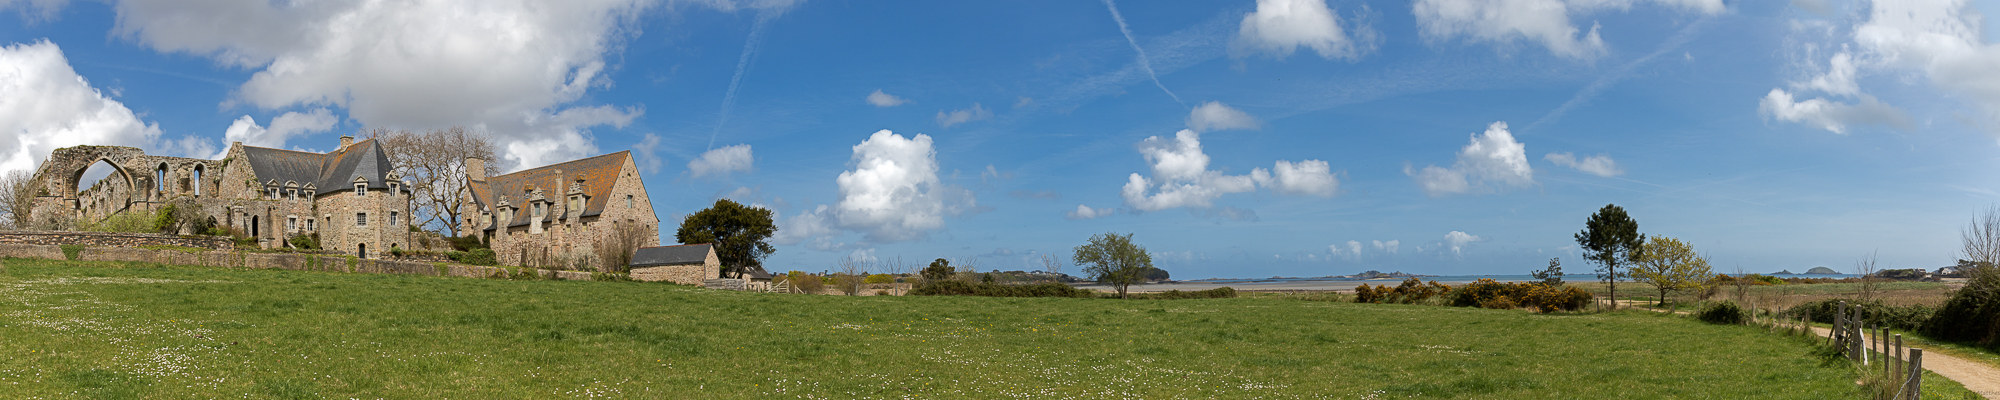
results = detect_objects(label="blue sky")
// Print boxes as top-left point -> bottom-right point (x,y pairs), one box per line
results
3,0 -> 1999,279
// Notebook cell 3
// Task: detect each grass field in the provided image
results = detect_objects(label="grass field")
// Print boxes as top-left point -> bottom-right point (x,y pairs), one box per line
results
0,258 -> 1980,399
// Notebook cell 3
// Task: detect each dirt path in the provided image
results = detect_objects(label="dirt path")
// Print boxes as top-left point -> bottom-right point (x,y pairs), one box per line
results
1803,324 -> 2000,399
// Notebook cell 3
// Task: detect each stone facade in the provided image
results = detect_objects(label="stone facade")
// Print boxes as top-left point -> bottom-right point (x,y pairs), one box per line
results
632,264 -> 720,285
22,137 -> 413,258
460,151 -> 660,269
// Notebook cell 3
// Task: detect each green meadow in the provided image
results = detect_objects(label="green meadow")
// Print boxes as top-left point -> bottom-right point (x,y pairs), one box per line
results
0,258 -> 1977,399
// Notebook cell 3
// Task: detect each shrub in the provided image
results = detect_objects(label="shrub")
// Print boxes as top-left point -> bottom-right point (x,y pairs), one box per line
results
1355,278 -> 1452,304
863,274 -> 895,284
1122,287 -> 1236,300
1785,299 -> 1935,332
462,249 -> 498,266
788,271 -> 827,294
445,236 -> 487,251
60,244 -> 83,260
1698,301 -> 1747,325
908,280 -> 1096,298
1921,282 -> 1997,349
288,233 -> 319,250
1448,279 -> 1591,313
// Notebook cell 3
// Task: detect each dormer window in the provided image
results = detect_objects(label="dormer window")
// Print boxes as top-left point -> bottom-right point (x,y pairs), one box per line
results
355,183 -> 367,196
569,196 -> 583,215
533,202 -> 544,217
268,188 -> 279,200
389,182 -> 399,194
287,189 -> 297,201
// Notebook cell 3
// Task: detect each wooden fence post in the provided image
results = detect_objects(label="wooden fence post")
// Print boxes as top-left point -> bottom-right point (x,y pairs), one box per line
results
1833,301 -> 1847,347
1908,348 -> 1923,400
1892,334 -> 1902,386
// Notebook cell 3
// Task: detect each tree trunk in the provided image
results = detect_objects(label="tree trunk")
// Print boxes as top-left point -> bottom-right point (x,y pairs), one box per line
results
1117,283 -> 1128,300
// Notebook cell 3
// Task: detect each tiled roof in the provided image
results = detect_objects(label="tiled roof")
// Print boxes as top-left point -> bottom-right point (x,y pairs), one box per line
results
240,140 -> 399,194
471,151 -> 631,229
630,243 -> 713,267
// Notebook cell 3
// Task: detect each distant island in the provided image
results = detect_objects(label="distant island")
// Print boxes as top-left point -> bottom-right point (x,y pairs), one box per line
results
1803,266 -> 1840,275
1774,269 -> 1794,275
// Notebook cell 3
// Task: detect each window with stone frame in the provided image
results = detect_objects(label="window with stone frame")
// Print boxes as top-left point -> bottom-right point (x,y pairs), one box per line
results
268,188 -> 279,200
626,194 -> 633,209
288,189 -> 297,201
287,217 -> 296,233
307,218 -> 315,231
355,183 -> 367,196
390,211 -> 399,227
357,213 -> 368,227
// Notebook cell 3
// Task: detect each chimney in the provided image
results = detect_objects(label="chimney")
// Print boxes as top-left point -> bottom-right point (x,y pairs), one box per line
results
465,157 -> 486,181
338,135 -> 354,150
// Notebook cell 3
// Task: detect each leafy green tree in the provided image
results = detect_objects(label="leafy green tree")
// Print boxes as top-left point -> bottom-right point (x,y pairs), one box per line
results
1143,267 -> 1170,281
1632,236 -> 1712,308
1074,232 -> 1152,299
922,258 -> 953,282
674,199 -> 776,278
1533,258 -> 1564,287
1575,204 -> 1644,309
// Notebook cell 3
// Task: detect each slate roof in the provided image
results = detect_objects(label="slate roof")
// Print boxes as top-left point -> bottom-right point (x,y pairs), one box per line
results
630,243 -> 714,267
240,139 -> 400,195
468,151 -> 631,230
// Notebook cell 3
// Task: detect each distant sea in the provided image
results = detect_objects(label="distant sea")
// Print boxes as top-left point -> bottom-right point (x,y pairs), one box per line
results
1189,272 -> 1866,284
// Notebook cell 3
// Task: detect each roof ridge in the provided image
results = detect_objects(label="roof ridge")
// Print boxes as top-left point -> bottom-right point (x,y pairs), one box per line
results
489,151 -> 629,179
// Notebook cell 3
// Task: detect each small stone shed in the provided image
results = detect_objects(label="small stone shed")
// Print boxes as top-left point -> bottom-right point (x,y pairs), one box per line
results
629,243 -> 721,285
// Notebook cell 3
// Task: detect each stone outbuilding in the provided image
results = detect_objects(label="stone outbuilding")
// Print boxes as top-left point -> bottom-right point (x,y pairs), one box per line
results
628,243 -> 721,285
460,150 -> 660,269
24,136 -> 413,258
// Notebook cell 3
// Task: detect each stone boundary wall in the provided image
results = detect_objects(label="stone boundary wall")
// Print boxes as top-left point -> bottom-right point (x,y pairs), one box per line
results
0,230 -> 234,250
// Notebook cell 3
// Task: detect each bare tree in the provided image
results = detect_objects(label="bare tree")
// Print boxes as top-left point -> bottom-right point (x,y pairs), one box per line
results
836,255 -> 869,295
1855,251 -> 1879,301
1040,254 -> 1066,283
1963,206 -> 2000,296
596,220 -> 648,273
0,170 -> 34,230
366,127 -> 498,237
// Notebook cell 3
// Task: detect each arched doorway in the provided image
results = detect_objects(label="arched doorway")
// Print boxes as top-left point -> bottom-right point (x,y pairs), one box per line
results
250,215 -> 259,238
358,243 -> 367,259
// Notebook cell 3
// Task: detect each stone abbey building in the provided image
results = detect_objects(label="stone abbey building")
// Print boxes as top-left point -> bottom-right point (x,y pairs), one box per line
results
458,151 -> 661,268
25,136 -> 413,258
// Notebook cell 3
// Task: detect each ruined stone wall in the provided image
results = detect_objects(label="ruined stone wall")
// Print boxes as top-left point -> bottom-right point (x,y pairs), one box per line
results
0,230 -> 233,249
26,145 -> 229,229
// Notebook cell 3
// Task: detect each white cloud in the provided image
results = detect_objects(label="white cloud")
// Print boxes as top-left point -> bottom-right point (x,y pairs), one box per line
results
1231,0 -> 1377,61
1443,231 -> 1482,256
1120,129 -> 1341,212
1254,159 -> 1338,197
1372,239 -> 1399,254
1066,204 -> 1117,220
1329,240 -> 1363,258
1121,130 -> 1259,211
1758,89 -> 1912,134
632,133 -> 664,174
1767,0 -> 2000,138
1185,101 -> 1261,132
103,0 -> 654,172
0,40 -> 164,176
1543,152 -> 1623,177
777,130 -> 979,247
688,144 -> 754,178
1406,121 -> 1534,197
1411,0 -> 1722,60
866,89 -> 906,107
935,103 -> 992,128
219,108 -> 337,155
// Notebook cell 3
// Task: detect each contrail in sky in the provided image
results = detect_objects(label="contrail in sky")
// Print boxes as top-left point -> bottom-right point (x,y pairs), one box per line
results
1102,0 -> 1185,108
1529,17 -> 1711,131
711,12 -> 775,151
